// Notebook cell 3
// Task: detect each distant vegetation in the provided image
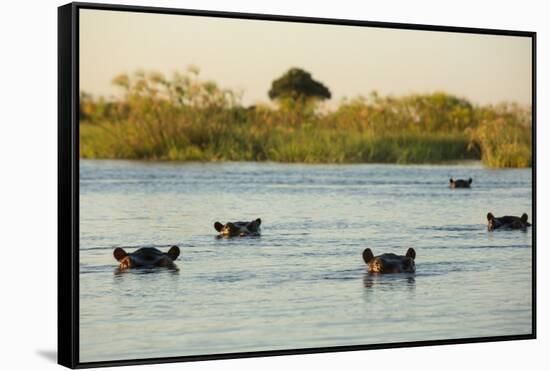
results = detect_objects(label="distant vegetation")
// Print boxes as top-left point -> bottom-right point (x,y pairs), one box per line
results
80,67 -> 532,167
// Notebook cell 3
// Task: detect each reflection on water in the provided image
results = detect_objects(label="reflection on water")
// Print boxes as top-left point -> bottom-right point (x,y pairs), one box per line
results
80,160 -> 532,362
363,273 -> 416,289
114,266 -> 180,276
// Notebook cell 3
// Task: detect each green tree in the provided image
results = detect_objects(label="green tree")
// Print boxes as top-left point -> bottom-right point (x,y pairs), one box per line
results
269,68 -> 331,102
268,68 -> 331,124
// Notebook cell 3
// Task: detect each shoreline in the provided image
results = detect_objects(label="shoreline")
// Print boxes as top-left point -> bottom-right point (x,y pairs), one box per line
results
79,158 -> 532,169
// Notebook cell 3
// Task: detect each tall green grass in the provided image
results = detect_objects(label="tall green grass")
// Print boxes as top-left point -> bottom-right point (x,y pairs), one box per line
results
79,69 -> 531,167
468,103 -> 532,168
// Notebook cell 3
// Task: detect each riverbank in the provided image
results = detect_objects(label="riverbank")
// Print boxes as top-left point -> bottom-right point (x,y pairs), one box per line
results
79,71 -> 532,168
81,123 -> 479,164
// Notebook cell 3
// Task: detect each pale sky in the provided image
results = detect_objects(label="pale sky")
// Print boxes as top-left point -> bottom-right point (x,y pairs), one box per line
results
80,9 -> 532,107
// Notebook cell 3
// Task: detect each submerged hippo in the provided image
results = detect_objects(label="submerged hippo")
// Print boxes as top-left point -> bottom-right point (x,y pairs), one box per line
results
487,212 -> 531,231
113,246 -> 180,270
214,218 -> 261,237
362,248 -> 416,274
449,177 -> 472,188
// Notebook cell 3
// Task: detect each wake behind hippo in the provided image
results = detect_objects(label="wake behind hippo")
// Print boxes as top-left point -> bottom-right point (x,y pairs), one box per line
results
362,248 -> 416,274
214,218 -> 261,237
449,177 -> 472,188
487,212 -> 531,231
113,246 -> 180,270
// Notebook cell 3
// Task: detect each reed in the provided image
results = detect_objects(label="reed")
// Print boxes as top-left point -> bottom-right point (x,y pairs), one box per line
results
79,69 -> 531,167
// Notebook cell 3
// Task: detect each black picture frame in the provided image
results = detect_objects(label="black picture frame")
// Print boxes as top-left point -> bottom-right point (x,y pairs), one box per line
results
58,2 -> 537,369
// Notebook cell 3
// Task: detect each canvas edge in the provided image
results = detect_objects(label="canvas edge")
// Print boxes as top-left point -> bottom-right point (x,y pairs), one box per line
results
531,32 -> 537,339
73,1 -> 536,36
58,3 -> 79,369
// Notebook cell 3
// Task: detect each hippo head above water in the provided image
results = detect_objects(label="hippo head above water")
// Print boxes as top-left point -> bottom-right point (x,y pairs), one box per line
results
113,246 -> 180,270
214,218 -> 262,237
487,212 -> 531,231
449,178 -> 472,188
362,248 -> 416,274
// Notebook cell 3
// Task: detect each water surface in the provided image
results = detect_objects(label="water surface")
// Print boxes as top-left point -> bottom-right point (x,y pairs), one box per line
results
80,160 -> 532,362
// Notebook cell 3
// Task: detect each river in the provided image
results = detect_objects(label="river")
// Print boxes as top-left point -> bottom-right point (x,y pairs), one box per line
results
79,160 -> 533,362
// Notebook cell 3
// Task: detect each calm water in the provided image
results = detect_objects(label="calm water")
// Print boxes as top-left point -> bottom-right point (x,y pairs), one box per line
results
79,160 -> 533,362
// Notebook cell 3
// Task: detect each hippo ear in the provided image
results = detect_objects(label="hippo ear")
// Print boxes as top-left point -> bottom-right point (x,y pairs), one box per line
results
406,248 -> 416,260
113,248 -> 127,262
362,248 -> 374,264
521,213 -> 528,223
248,218 -> 261,229
214,222 -> 223,232
487,212 -> 494,221
167,245 -> 180,260
468,178 -> 473,184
